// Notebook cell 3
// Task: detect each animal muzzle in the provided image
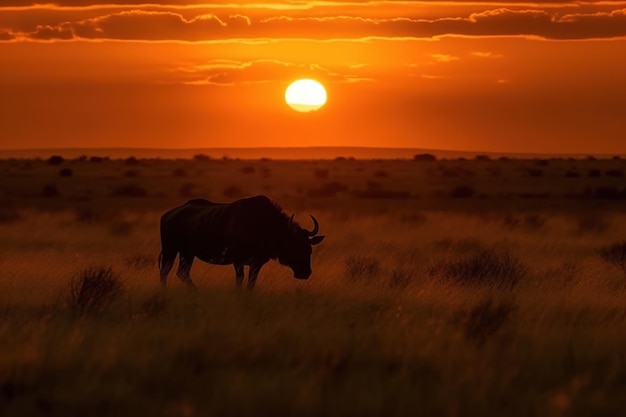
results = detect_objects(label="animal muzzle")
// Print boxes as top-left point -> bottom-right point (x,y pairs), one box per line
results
294,269 -> 312,280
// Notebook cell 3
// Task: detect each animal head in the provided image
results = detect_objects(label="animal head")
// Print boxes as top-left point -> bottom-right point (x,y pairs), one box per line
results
278,214 -> 325,279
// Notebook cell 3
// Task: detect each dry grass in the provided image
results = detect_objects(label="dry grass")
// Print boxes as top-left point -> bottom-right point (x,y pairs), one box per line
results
2,157 -> 626,416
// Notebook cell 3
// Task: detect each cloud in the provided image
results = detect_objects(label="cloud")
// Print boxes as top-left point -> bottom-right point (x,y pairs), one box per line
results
471,51 -> 504,58
3,5 -> 626,42
173,59 -> 373,85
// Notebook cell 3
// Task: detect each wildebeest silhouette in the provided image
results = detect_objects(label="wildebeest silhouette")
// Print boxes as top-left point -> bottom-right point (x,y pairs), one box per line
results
158,195 -> 325,289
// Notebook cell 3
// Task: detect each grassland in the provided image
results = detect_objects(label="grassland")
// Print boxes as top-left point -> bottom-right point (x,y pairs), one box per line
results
2,154 -> 626,416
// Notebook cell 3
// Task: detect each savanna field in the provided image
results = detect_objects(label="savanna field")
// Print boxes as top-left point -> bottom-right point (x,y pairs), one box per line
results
3,154 -> 626,416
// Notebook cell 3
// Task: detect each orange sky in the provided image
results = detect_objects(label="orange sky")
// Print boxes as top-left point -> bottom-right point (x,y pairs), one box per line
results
1,1 -> 626,154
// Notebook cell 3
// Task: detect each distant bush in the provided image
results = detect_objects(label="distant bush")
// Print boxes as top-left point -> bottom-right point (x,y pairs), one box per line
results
125,156 -> 139,165
89,156 -> 106,163
564,170 -> 579,178
454,297 -> 515,346
47,155 -> 64,165
588,169 -> 602,177
66,266 -> 123,315
353,189 -> 410,199
598,241 -> 626,275
241,166 -> 256,174
74,208 -> 98,223
59,168 -> 73,177
534,159 -> 550,166
575,214 -> 610,235
112,184 -> 147,198
41,184 -> 59,197
594,186 -> 624,199
414,153 -> 437,161
172,168 -> 187,177
179,182 -> 196,198
440,167 -> 474,178
0,207 -> 21,224
345,255 -> 381,283
313,168 -> 330,179
522,214 -> 546,231
432,249 -> 525,290
389,267 -> 413,290
307,181 -> 349,198
223,185 -> 243,198
605,169 -> 624,177
527,168 -> 543,177
109,220 -> 134,237
374,170 -> 388,178
450,185 -> 475,198
193,154 -> 211,161
123,169 -> 141,177
474,155 -> 491,161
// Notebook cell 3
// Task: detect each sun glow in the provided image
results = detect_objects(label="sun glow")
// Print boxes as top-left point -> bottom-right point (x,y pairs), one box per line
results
285,79 -> 327,112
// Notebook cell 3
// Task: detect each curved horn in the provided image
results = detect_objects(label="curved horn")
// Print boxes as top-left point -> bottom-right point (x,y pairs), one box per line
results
288,213 -> 295,228
307,215 -> 320,236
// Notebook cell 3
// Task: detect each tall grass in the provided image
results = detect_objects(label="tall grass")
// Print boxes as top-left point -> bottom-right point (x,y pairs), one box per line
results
3,158 -> 626,415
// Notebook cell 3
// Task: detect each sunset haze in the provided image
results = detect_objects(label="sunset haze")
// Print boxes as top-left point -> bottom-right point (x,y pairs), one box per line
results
1,1 -> 625,154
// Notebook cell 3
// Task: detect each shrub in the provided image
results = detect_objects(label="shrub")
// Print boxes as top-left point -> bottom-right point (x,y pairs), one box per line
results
594,186 -> 623,199
223,185 -> 243,198
66,267 -> 123,314
374,170 -> 388,178
47,155 -> 64,165
123,169 -> 141,177
193,154 -> 211,161
534,159 -> 549,166
576,214 -> 610,235
314,168 -> 330,179
564,170 -> 579,178
125,156 -> 139,165
588,169 -> 602,177
172,168 -> 187,177
414,153 -> 437,161
109,220 -> 134,236
41,184 -> 58,197
389,268 -> 413,290
527,168 -> 543,177
74,208 -> 98,223
0,207 -> 21,224
307,181 -> 349,198
112,184 -> 147,198
523,214 -> 546,231
353,189 -> 410,199
598,241 -> 626,274
432,249 -> 525,290
179,182 -> 196,198
89,156 -> 105,163
455,297 -> 515,346
450,185 -> 475,198
59,168 -> 73,177
605,169 -> 624,177
474,155 -> 491,161
241,166 -> 256,174
345,255 -> 381,283
441,167 -> 474,178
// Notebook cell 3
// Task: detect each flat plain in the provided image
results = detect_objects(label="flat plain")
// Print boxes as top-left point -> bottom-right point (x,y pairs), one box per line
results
2,154 -> 626,416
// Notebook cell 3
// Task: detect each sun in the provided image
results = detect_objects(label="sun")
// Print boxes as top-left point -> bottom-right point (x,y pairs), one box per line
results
285,79 -> 327,113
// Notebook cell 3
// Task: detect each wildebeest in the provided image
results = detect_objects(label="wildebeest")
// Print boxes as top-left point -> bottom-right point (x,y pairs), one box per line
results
159,195 -> 325,289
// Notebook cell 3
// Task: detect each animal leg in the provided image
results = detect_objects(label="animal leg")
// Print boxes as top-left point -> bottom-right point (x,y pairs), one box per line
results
247,263 -> 263,290
159,248 -> 178,287
176,252 -> 197,288
234,263 -> 244,288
